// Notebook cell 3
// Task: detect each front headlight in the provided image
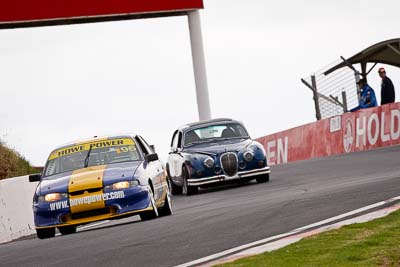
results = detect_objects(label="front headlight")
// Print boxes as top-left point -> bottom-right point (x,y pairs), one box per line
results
39,193 -> 68,202
104,180 -> 139,190
203,157 -> 215,168
244,150 -> 255,162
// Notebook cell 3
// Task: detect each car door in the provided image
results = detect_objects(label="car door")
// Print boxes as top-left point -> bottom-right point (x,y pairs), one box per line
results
168,130 -> 179,179
136,136 -> 165,203
168,131 -> 184,186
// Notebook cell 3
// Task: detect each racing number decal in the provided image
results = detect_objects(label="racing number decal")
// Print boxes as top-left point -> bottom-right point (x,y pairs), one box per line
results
116,145 -> 136,154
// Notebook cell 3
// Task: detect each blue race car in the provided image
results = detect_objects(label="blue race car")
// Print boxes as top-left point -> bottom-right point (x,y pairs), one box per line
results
167,118 -> 270,195
29,134 -> 172,239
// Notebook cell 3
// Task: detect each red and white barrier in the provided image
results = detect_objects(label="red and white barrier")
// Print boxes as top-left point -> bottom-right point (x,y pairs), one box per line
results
257,103 -> 400,165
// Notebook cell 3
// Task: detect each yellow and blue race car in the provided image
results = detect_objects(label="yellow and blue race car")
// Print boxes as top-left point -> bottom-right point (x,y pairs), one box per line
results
29,134 -> 172,239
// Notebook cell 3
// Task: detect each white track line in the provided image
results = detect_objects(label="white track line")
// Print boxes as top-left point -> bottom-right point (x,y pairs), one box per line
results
176,195 -> 400,267
78,220 -> 111,231
203,204 -> 400,267
293,195 -> 400,232
55,220 -> 111,236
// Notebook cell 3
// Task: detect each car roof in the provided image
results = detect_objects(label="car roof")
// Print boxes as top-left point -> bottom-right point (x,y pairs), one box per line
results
178,118 -> 242,131
53,133 -> 138,150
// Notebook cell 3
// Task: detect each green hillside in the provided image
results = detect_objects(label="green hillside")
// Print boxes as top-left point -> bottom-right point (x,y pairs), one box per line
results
0,140 -> 38,180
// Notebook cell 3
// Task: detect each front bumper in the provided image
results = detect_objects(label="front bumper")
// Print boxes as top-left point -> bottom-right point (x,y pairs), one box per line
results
34,186 -> 153,229
187,166 -> 271,186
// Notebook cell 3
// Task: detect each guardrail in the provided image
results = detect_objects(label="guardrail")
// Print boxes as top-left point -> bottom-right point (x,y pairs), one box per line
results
256,102 -> 400,165
0,176 -> 38,243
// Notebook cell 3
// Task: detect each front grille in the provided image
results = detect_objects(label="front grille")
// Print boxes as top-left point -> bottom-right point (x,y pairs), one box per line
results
61,207 -> 116,223
69,187 -> 102,196
220,153 -> 238,177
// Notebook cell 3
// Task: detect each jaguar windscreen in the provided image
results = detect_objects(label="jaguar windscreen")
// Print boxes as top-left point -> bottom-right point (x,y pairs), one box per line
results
44,138 -> 141,177
184,123 -> 249,146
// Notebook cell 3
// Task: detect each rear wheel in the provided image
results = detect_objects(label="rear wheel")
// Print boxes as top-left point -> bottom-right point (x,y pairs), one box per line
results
182,166 -> 198,196
256,173 -> 270,183
158,183 -> 173,217
58,226 -> 76,235
140,186 -> 159,221
36,228 -> 56,239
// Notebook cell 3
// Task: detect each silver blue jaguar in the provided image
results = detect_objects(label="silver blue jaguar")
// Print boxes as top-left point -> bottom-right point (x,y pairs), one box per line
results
167,118 -> 270,195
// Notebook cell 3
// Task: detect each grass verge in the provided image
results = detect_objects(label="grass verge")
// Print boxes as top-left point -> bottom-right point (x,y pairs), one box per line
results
217,209 -> 400,267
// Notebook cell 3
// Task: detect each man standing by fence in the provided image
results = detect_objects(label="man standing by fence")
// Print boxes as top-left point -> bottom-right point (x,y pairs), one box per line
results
350,79 -> 377,112
379,67 -> 395,105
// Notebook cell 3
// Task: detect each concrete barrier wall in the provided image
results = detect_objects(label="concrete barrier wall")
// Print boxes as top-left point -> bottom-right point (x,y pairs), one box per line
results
0,176 -> 38,243
257,102 -> 400,165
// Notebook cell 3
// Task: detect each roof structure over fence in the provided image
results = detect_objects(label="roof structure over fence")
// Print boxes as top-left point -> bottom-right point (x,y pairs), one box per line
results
302,38 -> 400,121
324,38 -> 400,77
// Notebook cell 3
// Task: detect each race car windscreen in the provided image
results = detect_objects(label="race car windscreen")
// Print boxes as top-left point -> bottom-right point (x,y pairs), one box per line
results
43,138 -> 141,177
184,123 -> 249,146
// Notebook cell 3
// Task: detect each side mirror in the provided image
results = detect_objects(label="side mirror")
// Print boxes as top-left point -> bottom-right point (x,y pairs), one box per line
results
145,153 -> 159,162
29,173 -> 41,182
150,145 -> 155,153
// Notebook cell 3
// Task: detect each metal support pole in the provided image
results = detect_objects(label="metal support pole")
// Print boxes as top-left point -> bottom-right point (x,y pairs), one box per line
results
342,91 -> 348,113
311,75 -> 322,120
361,62 -> 367,83
355,71 -> 361,102
188,11 -> 212,121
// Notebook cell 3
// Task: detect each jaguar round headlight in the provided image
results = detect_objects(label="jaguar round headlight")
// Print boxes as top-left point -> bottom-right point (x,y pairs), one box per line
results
204,157 -> 215,168
244,151 -> 255,162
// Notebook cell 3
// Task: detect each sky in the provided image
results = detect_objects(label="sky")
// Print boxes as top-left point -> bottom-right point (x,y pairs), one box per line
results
1,0 -> 400,166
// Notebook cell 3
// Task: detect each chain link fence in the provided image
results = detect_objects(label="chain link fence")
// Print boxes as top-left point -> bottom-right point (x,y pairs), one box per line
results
302,59 -> 361,120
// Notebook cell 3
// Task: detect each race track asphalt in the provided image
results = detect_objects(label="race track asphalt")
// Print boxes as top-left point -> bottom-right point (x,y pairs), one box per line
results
1,145 -> 400,267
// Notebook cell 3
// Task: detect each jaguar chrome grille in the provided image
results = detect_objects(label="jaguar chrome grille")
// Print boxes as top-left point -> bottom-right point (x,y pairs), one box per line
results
220,152 -> 238,177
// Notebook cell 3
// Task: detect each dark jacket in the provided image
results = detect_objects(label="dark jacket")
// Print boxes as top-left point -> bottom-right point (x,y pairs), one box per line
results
381,76 -> 395,105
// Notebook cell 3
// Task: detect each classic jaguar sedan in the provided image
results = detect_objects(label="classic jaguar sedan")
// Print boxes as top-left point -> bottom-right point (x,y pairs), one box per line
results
167,118 -> 270,195
29,134 -> 172,239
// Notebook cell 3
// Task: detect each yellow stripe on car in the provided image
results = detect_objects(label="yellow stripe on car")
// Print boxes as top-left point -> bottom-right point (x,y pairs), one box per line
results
68,165 -> 107,213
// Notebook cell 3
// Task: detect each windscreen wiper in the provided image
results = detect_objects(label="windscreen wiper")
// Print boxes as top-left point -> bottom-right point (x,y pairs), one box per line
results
84,145 -> 93,168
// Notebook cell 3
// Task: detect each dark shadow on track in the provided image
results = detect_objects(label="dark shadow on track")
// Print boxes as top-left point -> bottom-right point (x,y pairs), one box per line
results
180,179 -> 260,196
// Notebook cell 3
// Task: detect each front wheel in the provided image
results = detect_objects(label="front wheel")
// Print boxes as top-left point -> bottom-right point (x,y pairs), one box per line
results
182,167 -> 198,196
158,183 -> 173,217
140,187 -> 159,221
256,173 -> 270,183
58,226 -> 76,235
36,228 -> 56,239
